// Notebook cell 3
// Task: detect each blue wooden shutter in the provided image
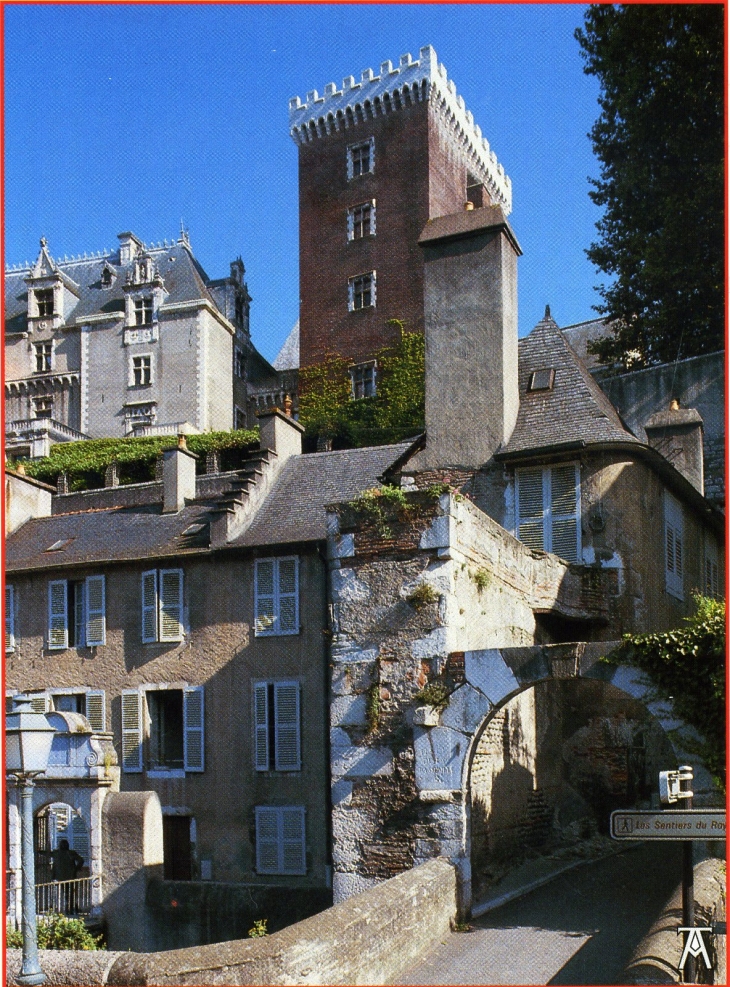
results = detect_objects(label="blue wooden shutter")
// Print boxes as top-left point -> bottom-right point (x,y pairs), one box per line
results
121,689 -> 143,772
48,580 -> 68,650
274,682 -> 301,771
159,569 -> 183,641
183,686 -> 204,772
85,576 -> 106,646
141,571 -> 158,643
254,682 -> 269,771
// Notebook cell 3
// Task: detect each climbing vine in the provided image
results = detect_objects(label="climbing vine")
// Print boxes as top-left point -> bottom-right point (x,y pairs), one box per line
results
606,595 -> 726,790
297,322 -> 425,448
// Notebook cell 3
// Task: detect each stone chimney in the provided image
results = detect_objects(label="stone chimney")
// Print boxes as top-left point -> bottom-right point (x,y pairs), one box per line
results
645,401 -> 704,494
257,407 -> 304,463
5,468 -> 53,534
162,435 -> 198,513
411,204 -> 522,469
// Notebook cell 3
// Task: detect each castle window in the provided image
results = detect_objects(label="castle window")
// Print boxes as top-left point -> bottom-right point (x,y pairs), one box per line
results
234,406 -> 246,430
348,272 -> 376,311
350,361 -> 376,398
36,288 -> 55,318
347,138 -> 374,180
34,342 -> 53,373
33,396 -> 53,419
664,492 -> 684,600
348,202 -> 376,240
235,348 -> 245,378
134,297 -> 153,326
130,355 -> 152,387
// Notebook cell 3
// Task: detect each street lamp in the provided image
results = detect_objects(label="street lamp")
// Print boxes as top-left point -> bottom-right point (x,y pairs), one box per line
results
6,696 -> 56,986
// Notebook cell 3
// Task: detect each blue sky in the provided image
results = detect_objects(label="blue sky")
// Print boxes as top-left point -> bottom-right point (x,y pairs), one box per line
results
4,3 -> 604,364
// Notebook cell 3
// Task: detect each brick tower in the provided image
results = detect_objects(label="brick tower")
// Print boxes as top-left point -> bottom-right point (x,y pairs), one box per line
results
290,45 -> 512,385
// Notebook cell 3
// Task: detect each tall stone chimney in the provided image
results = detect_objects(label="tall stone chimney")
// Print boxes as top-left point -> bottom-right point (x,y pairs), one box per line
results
411,204 -> 521,469
645,401 -> 704,494
162,435 -> 198,513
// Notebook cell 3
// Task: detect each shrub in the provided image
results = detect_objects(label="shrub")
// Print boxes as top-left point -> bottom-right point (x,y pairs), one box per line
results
248,918 -> 268,938
414,681 -> 452,711
406,583 -> 440,607
6,913 -> 105,950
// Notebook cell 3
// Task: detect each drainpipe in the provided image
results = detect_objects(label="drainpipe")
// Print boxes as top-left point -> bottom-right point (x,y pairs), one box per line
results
317,543 -> 335,894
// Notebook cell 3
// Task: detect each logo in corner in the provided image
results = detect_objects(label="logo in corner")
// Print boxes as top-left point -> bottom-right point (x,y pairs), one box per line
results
677,927 -> 712,971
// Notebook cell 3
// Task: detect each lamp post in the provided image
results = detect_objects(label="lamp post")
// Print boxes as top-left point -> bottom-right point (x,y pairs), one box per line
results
6,696 -> 56,986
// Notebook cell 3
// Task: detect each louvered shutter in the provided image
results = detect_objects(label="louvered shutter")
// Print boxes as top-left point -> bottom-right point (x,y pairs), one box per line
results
85,576 -> 106,646
29,694 -> 51,713
516,468 -> 545,551
281,807 -> 306,874
70,814 -> 90,863
183,686 -> 204,772
664,494 -> 684,600
549,464 -> 580,563
255,807 -> 281,874
141,571 -> 158,643
254,682 -> 270,771
277,558 -> 299,634
159,569 -> 183,641
274,682 -> 301,771
121,690 -> 143,772
48,580 -> 68,650
255,560 -> 276,635
84,690 -> 106,732
5,584 -> 15,652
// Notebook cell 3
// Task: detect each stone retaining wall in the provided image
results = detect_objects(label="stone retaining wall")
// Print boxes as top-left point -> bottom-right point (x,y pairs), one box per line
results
7,858 -> 457,986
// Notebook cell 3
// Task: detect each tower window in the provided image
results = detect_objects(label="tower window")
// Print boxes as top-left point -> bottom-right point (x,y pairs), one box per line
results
33,396 -> 53,419
347,139 -> 374,180
134,297 -> 153,326
348,272 -> 376,312
34,342 -> 53,373
348,202 -> 376,240
36,289 -> 55,318
350,362 -> 376,399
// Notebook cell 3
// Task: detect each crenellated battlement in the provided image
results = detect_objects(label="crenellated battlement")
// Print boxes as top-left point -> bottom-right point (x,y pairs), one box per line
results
289,45 -> 511,213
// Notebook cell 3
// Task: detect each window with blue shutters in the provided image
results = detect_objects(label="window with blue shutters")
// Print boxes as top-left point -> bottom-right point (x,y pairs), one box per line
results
121,685 -> 204,774
47,576 -> 106,650
254,558 -> 299,636
253,681 -> 301,772
255,806 -> 306,875
141,569 -> 184,642
664,492 -> 684,600
515,464 -> 581,563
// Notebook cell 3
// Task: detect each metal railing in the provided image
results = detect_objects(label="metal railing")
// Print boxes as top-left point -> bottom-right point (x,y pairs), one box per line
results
6,877 -> 99,929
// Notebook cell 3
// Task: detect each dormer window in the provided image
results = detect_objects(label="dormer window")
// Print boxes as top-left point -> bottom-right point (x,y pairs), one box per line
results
36,289 -> 55,319
134,298 -> 153,326
527,369 -> 555,392
101,264 -> 116,289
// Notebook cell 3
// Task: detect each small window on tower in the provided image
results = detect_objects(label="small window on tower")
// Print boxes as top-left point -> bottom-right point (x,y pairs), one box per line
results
527,369 -> 555,392
33,396 -> 54,419
347,139 -> 374,180
348,272 -> 376,312
350,362 -> 376,399
347,202 -> 376,241
131,355 -> 152,387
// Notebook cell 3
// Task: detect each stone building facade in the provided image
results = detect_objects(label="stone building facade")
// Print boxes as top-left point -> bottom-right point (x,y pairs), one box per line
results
290,45 -> 511,376
4,232 -> 283,458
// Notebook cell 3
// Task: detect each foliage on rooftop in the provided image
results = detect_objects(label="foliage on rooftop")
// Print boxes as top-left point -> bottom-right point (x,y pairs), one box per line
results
13,429 -> 259,491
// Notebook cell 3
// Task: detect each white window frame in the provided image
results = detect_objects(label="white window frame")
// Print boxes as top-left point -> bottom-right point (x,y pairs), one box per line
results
47,576 -> 106,650
121,685 -> 204,775
6,584 -> 15,653
34,341 -> 53,373
129,353 -> 153,387
253,681 -> 302,772
515,463 -> 582,564
348,271 -> 376,312
664,492 -> 684,600
255,806 -> 306,875
141,569 -> 184,643
347,137 -> 374,180
347,201 -> 376,241
254,557 -> 300,637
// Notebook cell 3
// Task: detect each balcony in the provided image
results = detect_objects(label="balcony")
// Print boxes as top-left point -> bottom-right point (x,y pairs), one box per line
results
5,418 -> 89,460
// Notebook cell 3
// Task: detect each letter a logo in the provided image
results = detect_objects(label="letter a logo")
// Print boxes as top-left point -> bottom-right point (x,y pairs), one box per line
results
677,927 -> 712,971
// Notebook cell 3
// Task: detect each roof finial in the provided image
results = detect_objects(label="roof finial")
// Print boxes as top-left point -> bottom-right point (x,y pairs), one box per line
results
40,236 -> 48,249
544,304 -> 552,320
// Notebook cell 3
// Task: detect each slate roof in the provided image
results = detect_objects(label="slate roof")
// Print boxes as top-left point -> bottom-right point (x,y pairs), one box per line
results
273,320 -> 300,370
499,312 -> 639,458
232,442 -> 413,546
5,238 -> 222,336
6,443 -> 412,571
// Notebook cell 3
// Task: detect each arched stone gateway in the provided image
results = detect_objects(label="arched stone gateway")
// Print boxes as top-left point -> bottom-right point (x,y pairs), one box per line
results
411,644 -> 716,911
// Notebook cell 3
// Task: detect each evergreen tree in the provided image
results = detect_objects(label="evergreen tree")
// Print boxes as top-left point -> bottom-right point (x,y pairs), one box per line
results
576,5 -> 724,368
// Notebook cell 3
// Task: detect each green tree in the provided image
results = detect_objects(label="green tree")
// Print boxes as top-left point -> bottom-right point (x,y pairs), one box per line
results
608,595 -> 725,790
576,5 -> 724,368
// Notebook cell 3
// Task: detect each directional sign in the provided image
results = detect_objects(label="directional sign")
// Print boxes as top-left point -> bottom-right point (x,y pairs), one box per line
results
611,809 -> 726,841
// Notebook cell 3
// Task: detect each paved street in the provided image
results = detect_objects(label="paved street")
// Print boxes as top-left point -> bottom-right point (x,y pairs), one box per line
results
390,843 -> 684,985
